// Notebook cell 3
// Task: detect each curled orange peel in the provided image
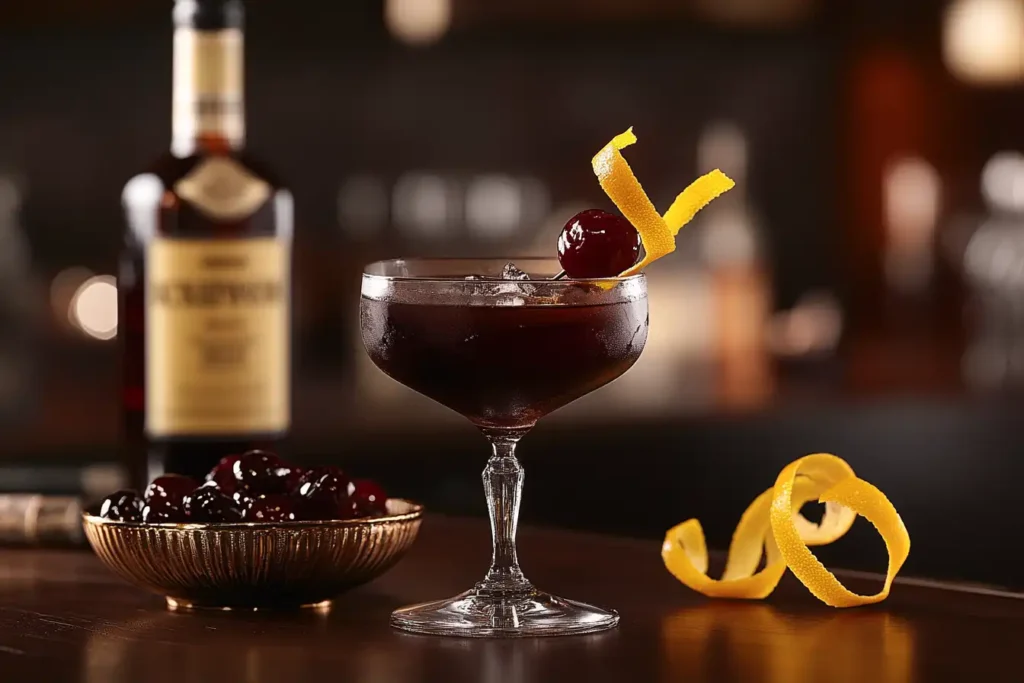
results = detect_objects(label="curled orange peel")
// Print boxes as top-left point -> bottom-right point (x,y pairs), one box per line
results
591,127 -> 735,277
661,453 -> 911,607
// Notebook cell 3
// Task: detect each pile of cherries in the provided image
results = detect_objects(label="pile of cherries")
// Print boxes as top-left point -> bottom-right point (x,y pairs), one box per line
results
98,450 -> 389,524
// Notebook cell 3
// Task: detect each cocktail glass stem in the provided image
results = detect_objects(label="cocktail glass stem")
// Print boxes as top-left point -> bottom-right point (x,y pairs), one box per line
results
478,429 -> 531,596
388,425 -> 619,635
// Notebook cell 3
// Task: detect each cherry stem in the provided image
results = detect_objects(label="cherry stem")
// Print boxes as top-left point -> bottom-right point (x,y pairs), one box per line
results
552,270 -> 567,280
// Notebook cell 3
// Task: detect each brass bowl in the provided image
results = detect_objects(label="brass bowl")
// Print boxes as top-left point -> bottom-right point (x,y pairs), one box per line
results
83,499 -> 423,611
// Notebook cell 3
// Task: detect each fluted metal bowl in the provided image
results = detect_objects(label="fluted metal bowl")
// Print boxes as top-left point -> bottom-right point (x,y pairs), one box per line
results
83,499 -> 423,611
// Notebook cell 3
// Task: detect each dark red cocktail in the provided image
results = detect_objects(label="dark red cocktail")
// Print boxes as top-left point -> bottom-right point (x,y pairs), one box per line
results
360,297 -> 647,429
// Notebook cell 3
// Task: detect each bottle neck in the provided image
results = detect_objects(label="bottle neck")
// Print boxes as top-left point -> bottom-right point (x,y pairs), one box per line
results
171,26 -> 245,157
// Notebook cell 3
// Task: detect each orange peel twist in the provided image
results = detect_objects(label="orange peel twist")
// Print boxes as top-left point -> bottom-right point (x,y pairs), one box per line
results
591,127 -> 735,276
662,453 -> 911,607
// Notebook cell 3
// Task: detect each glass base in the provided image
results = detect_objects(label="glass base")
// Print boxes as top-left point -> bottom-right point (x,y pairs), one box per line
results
390,588 -> 619,638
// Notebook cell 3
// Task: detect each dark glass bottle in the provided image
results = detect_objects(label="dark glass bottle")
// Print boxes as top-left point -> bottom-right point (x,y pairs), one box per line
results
120,0 -> 292,488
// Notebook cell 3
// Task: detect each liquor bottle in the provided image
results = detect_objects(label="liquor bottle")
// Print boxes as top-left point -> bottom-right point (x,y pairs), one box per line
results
120,0 -> 292,488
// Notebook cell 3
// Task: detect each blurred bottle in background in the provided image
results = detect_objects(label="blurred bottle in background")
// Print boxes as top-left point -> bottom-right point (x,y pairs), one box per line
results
882,156 -> 942,303
961,151 -> 1024,390
697,122 -> 774,407
0,173 -> 38,426
120,0 -> 293,487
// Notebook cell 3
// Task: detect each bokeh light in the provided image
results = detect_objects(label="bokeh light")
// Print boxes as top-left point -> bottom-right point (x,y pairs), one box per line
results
69,275 -> 118,341
943,0 -> 1024,85
385,0 -> 451,46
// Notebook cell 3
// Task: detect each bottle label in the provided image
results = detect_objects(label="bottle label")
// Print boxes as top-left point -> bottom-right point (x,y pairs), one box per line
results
146,237 -> 290,437
175,156 -> 271,222
173,28 -> 244,152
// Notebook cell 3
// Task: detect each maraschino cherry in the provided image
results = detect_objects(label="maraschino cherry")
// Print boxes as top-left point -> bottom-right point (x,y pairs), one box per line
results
556,209 -> 641,278
98,450 -> 391,524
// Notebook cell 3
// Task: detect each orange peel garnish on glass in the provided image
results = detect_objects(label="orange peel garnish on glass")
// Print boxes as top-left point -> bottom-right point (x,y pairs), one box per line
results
591,127 -> 735,277
661,453 -> 911,607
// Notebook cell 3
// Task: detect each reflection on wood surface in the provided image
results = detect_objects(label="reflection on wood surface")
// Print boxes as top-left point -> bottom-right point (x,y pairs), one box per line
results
661,603 -> 915,683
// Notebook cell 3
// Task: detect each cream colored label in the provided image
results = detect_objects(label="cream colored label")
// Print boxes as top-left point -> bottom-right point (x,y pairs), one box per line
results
173,28 -> 244,149
146,238 -> 290,437
175,156 -> 271,221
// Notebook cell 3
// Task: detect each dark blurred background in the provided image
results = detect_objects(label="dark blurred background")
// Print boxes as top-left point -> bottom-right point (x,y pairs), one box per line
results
1,0 -> 1023,587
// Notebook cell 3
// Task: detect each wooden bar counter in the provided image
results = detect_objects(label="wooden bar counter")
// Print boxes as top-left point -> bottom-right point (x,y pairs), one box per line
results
0,517 -> 1019,682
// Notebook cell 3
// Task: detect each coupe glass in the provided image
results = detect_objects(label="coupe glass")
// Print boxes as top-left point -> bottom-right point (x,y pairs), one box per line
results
360,258 -> 649,637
